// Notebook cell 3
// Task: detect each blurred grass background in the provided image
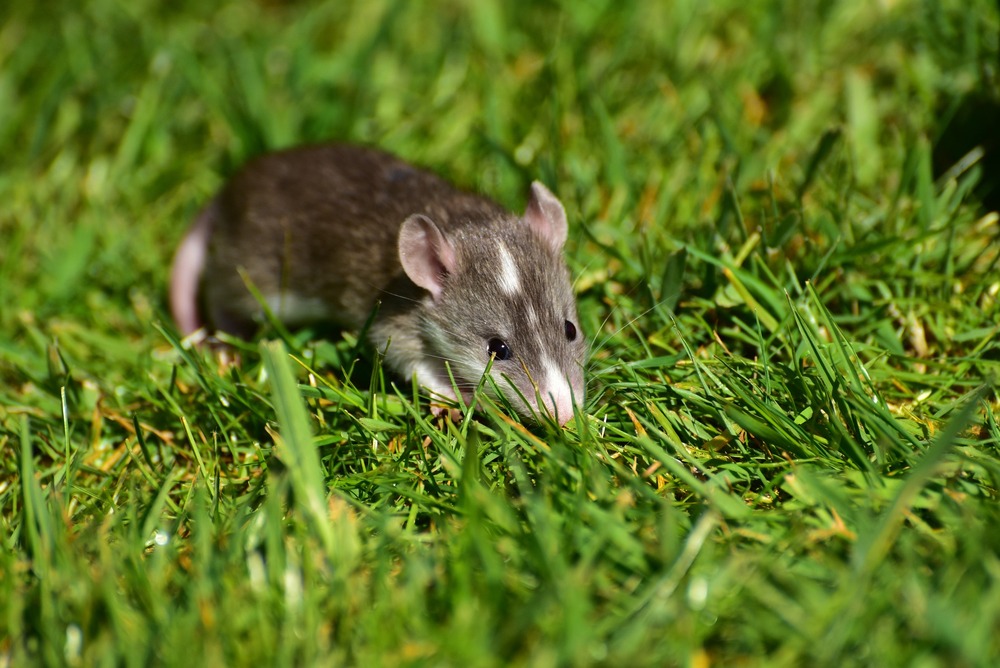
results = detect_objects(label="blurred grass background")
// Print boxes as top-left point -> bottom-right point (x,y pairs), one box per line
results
2,0 -> 1000,665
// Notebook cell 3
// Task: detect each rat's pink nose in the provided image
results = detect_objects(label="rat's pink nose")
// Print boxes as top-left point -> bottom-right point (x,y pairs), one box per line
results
537,365 -> 583,425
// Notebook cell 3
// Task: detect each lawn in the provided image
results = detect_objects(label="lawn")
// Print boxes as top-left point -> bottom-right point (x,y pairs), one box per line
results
2,0 -> 999,665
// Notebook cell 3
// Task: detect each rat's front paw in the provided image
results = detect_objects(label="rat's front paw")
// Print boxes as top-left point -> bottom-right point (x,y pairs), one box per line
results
429,402 -> 463,423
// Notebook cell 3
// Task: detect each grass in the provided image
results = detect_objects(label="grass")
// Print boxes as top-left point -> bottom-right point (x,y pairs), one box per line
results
2,0 -> 1000,665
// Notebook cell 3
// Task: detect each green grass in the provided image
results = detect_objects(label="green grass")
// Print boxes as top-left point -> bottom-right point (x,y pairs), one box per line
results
2,0 -> 1000,665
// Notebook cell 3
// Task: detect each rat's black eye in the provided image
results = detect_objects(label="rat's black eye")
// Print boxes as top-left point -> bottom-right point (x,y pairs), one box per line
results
487,338 -> 512,361
565,320 -> 577,341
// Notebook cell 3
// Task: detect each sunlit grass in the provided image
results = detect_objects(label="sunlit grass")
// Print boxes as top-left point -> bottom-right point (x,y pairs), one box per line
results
2,0 -> 999,665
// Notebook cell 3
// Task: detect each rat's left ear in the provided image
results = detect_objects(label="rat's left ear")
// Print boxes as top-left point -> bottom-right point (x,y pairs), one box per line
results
524,181 -> 568,252
398,214 -> 457,300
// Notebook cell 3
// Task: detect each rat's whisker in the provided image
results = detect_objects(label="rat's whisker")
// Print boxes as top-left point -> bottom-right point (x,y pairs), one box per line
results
374,287 -> 423,305
588,291 -> 681,358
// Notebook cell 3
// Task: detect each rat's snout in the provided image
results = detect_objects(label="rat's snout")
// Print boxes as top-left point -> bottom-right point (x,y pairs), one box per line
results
535,365 -> 584,426
540,391 -> 576,426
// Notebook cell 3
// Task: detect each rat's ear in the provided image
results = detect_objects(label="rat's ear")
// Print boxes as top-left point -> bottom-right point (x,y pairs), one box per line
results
398,214 -> 457,299
524,181 -> 568,252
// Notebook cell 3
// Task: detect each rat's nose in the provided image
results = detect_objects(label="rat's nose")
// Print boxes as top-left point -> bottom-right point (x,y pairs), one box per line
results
537,365 -> 583,426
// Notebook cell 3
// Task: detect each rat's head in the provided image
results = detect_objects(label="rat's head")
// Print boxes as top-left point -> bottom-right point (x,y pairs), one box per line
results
398,182 -> 586,425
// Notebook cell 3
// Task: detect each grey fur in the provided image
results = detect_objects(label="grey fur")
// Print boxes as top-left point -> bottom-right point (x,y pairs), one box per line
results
171,143 -> 586,424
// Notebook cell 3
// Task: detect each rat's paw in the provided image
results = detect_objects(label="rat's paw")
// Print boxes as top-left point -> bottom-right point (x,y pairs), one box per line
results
429,402 -> 463,423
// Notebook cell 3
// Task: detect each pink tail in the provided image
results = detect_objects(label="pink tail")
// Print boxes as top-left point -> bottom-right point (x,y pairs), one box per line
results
169,203 -> 213,335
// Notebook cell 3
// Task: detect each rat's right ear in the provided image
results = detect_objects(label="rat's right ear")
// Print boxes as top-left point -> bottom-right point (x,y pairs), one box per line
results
398,214 -> 457,300
524,181 -> 568,252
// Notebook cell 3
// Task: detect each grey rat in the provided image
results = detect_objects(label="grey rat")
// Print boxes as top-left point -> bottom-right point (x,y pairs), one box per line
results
170,143 -> 586,425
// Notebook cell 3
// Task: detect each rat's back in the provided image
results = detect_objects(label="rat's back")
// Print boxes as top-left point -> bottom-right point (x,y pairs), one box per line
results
174,144 -> 503,336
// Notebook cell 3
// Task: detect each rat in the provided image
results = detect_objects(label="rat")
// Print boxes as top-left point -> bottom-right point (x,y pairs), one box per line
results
169,143 -> 587,425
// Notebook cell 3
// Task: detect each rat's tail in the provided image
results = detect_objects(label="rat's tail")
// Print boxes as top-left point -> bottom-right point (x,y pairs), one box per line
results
169,201 -> 215,335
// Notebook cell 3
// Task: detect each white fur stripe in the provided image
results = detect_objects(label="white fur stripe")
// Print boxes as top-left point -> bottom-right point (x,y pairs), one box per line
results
263,293 -> 330,325
497,243 -> 521,295
526,304 -> 540,328
541,356 -> 574,423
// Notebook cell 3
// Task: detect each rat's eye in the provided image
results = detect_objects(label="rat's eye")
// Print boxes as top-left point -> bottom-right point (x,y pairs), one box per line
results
565,320 -> 577,341
487,338 -> 512,361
